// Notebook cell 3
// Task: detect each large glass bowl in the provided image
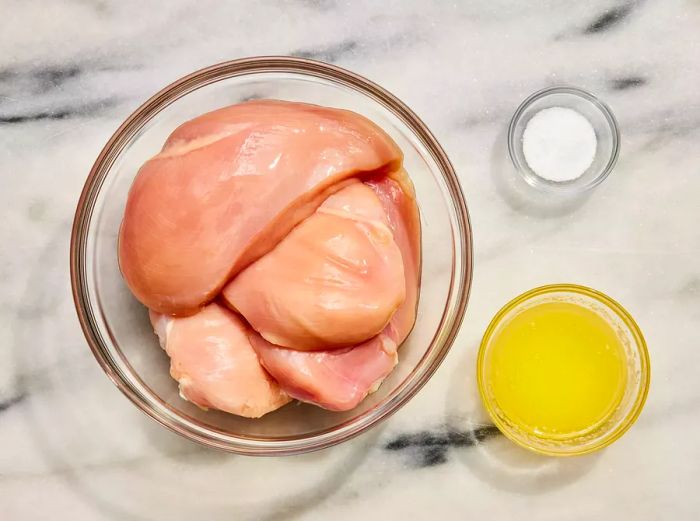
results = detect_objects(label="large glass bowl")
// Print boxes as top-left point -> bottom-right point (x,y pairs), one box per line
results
70,57 -> 473,455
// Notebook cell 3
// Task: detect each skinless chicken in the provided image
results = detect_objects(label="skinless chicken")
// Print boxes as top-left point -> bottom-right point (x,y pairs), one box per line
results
243,173 -> 421,411
222,181 -> 405,350
250,323 -> 399,411
149,303 -> 291,418
120,100 -> 402,315
365,169 -> 421,343
120,100 -> 421,417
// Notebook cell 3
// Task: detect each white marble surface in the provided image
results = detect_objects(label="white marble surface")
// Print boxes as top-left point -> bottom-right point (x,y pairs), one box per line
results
2,1 -> 699,519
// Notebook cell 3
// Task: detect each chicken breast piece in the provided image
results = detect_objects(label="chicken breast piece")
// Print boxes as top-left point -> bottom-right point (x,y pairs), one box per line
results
149,303 -> 291,418
239,174 -> 420,411
366,170 -> 421,343
120,100 -> 402,315
250,324 -> 399,411
222,182 -> 405,350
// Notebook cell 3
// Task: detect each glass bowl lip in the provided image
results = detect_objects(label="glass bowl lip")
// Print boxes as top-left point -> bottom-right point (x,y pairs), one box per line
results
507,85 -> 621,194
476,283 -> 650,457
69,56 -> 474,455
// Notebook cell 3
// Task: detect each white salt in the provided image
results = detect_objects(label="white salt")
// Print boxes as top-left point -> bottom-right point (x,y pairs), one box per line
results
522,107 -> 597,182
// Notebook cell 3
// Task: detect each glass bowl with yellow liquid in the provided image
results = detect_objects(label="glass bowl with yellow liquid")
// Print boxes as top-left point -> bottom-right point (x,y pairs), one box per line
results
477,284 -> 649,456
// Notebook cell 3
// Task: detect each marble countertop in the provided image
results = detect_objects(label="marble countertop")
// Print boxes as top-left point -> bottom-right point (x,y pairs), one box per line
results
2,1 -> 699,519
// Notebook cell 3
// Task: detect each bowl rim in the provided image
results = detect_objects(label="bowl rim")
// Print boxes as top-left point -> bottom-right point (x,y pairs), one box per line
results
70,56 -> 473,455
507,85 -> 621,194
476,283 -> 650,457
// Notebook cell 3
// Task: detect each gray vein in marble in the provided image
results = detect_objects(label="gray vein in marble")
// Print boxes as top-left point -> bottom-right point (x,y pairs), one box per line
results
1,64 -> 83,99
0,97 -> 119,124
609,75 -> 648,90
0,393 -> 26,413
0,59 -> 141,126
292,0 -> 337,12
28,65 -> 82,93
293,39 -> 359,63
583,1 -> 638,34
292,28 -> 424,64
385,426 -> 501,468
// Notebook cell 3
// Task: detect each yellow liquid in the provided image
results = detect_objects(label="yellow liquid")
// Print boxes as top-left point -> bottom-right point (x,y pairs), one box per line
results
486,301 -> 627,437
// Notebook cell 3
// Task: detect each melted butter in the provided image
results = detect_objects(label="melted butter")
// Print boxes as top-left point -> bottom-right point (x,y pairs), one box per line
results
486,301 -> 627,437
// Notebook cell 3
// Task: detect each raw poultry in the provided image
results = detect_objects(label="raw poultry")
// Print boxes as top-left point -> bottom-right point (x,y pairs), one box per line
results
120,100 -> 420,417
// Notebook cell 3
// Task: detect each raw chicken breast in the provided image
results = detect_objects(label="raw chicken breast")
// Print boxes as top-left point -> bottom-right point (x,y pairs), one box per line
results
149,303 -> 290,418
222,182 -> 405,350
366,170 -> 421,343
250,324 -> 399,411
238,174 -> 420,412
120,100 -> 402,315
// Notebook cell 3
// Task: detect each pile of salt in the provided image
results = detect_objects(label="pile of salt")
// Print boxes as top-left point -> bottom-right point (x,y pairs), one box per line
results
522,107 -> 597,182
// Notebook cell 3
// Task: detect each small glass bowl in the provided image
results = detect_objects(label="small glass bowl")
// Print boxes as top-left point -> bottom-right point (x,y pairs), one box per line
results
70,57 -> 473,455
508,86 -> 620,194
477,284 -> 650,456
